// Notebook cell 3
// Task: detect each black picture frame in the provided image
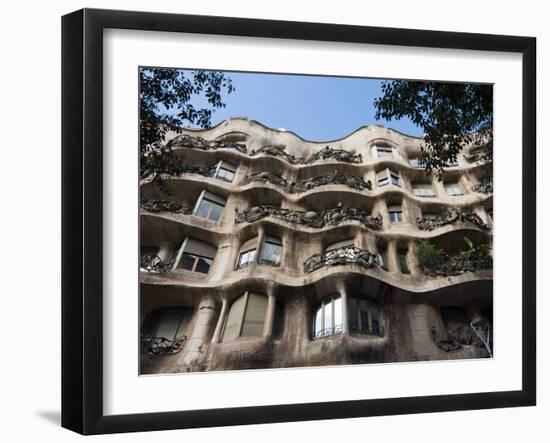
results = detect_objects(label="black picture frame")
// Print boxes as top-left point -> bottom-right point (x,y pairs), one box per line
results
61,8 -> 536,435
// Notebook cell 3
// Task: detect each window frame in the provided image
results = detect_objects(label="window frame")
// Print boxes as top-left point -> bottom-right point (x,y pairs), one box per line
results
377,168 -> 401,188
193,190 -> 226,222
259,236 -> 283,267
444,181 -> 464,196
412,182 -> 436,197
221,291 -> 268,342
213,160 -> 237,183
174,237 -> 217,274
375,145 -> 393,158
348,295 -> 382,336
388,205 -> 404,224
313,294 -> 343,339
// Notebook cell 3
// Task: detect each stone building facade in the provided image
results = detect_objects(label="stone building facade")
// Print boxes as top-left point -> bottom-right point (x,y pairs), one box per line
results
140,118 -> 493,374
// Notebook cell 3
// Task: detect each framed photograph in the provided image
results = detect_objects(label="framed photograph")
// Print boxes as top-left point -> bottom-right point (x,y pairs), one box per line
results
62,8 -> 536,435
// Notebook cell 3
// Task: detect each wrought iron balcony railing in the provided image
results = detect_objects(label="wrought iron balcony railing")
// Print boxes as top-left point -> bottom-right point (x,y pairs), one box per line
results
241,171 -> 372,193
140,253 -> 174,273
304,245 -> 378,273
417,208 -> 489,231
236,205 -> 382,230
140,334 -> 187,355
140,198 -> 192,215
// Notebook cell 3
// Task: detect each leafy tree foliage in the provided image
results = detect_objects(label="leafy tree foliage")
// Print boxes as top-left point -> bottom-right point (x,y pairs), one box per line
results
140,68 -> 234,183
374,81 -> 493,177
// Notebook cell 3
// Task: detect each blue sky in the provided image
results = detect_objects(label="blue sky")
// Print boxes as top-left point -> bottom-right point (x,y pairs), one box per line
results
184,70 -> 424,141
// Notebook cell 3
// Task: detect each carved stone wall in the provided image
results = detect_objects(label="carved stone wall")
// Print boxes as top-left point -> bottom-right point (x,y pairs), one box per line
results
235,205 -> 382,230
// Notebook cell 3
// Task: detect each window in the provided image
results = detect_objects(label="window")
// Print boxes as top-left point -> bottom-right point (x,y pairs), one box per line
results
388,205 -> 403,223
213,161 -> 237,182
348,295 -> 382,335
377,243 -> 387,270
375,146 -> 393,158
175,238 -> 217,274
409,157 -> 426,169
260,236 -> 282,266
141,307 -> 192,342
398,249 -> 410,274
236,237 -> 258,270
222,292 -> 268,341
487,207 -> 493,221
313,295 -> 343,338
412,182 -> 436,197
377,168 -> 400,188
444,182 -> 464,196
193,190 -> 226,221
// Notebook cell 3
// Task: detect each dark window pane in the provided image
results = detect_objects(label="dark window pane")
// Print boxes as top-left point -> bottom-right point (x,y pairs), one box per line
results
261,242 -> 282,266
348,297 -> 359,331
398,253 -> 410,274
194,256 -> 212,273
360,311 -> 370,333
177,253 -> 196,271
371,305 -> 380,334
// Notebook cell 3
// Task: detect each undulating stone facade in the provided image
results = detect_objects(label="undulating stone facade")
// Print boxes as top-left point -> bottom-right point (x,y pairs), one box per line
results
140,118 -> 493,374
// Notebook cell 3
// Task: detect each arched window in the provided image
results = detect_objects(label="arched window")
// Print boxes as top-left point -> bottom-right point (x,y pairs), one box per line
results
141,307 -> 193,342
313,295 -> 343,339
260,236 -> 282,266
222,292 -> 268,341
175,237 -> 217,274
236,237 -> 259,270
348,295 -> 381,335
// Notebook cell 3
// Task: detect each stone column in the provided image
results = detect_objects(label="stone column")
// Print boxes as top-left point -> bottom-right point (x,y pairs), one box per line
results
407,240 -> 421,275
263,286 -> 276,338
211,298 -> 228,343
179,296 -> 217,367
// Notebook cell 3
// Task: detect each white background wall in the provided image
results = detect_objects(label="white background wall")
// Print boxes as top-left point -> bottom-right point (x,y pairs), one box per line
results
0,0 -> 547,441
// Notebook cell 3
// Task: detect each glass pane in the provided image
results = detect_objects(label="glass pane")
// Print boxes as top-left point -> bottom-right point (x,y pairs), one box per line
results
324,300 -> 333,335
314,306 -> 323,338
333,297 -> 342,333
241,293 -> 268,337
391,173 -> 400,186
177,253 -> 196,271
155,309 -> 184,341
371,305 -> 380,334
238,250 -> 256,269
348,297 -> 358,331
208,202 -> 223,221
194,256 -> 212,273
222,295 -> 246,342
359,300 -> 369,332
378,177 -> 389,187
195,200 -> 210,218
217,168 -> 235,182
261,242 -> 281,266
